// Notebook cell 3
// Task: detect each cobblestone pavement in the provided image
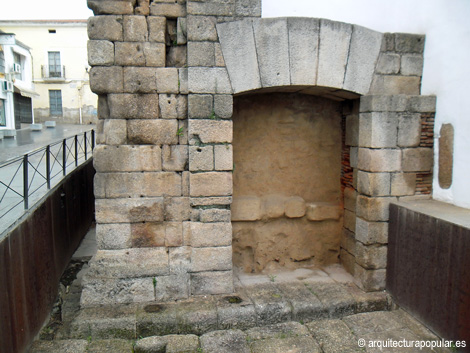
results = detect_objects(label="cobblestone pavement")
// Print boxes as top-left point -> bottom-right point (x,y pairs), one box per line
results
28,264 -> 451,353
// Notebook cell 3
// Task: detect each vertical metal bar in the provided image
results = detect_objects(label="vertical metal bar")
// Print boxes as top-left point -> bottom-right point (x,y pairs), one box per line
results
46,145 -> 51,189
62,139 -> 66,176
84,132 -> 88,160
75,135 -> 78,167
23,154 -> 28,209
91,129 -> 95,151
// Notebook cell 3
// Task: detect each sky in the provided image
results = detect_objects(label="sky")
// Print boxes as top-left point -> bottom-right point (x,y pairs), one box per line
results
2,0 -> 93,20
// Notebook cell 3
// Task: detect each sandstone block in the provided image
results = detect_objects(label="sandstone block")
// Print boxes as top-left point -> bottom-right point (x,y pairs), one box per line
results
164,222 -> 184,247
261,194 -> 286,219
199,209 -> 231,223
341,229 -> 356,255
150,1 -> 186,17
188,94 -> 213,119
128,119 -> 178,145
285,196 -> 306,218
344,187 -> 356,212
231,196 -> 261,221
178,120 -> 188,145
391,173 -> 416,196
375,53 -> 400,74
123,67 -> 157,93
214,144 -> 233,171
359,95 -> 407,113
395,33 -> 425,53
406,95 -> 436,113
350,147 -> 358,168
156,68 -> 179,93
397,113 -> 421,147
108,93 -> 159,119
190,270 -> 233,295
189,222 -> 232,247
135,0 -> 150,15
340,249 -> 356,276
401,54 -> 423,76
179,68 -> 188,94
115,42 -> 146,66
189,119 -> 232,144
96,223 -> 131,249
343,209 -> 356,232
102,119 -> 127,145
147,16 -> 166,42
169,246 -> 191,274
88,16 -> 123,41
123,15 -> 148,42
188,67 -> 233,94
355,242 -> 387,270
190,197 -> 232,207
306,203 -> 341,221
369,75 -> 420,95
162,145 -> 189,171
189,146 -> 214,171
164,197 -> 191,221
166,46 -> 187,68
130,222 -> 167,247
94,145 -> 162,172
213,95 -> 233,119
177,17 -> 187,44
356,195 -> 396,222
214,43 -> 225,66
97,95 -> 109,119
354,265 -> 386,292
345,114 -> 359,146
96,197 -> 164,224
188,41 -> 215,67
402,148 -> 433,172
89,66 -> 123,94
355,218 -> 388,245
187,2 -> 235,16
358,112 -> 398,148
357,148 -> 401,172
190,172 -> 232,197
88,40 -> 114,66
191,247 -> 232,272
357,171 -> 391,196
88,0 -> 133,15
159,94 -> 187,119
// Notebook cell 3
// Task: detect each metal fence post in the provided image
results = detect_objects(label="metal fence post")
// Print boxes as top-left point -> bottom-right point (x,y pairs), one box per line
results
62,139 -> 67,176
46,145 -> 51,189
75,135 -> 79,167
91,129 -> 95,151
23,154 -> 29,209
84,132 -> 88,160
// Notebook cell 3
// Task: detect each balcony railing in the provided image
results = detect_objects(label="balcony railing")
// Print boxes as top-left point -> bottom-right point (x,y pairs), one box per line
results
41,65 -> 66,80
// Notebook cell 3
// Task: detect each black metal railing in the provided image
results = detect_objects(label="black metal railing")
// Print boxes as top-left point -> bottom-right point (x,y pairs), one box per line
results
0,130 -> 94,224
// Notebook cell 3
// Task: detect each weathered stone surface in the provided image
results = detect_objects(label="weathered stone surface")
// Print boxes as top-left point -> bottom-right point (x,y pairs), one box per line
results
115,42 -> 166,67
401,54 -> 423,76
402,148 -> 433,172
214,43 -> 225,66
164,197 -> 190,221
189,222 -> 232,247
306,203 -> 341,221
102,119 -> 127,145
397,113 -> 421,147
133,336 -> 166,353
305,282 -> 356,318
188,67 -> 232,94
317,19 -> 352,89
376,53 -> 400,74
395,33 -> 425,53
190,197 -> 232,207
306,319 -> 359,353
123,67 -> 157,93
123,16 -> 148,42
356,195 -> 396,222
344,187 -> 356,212
96,197 -> 164,224
250,336 -> 321,353
187,2 -> 234,16
355,218 -> 388,245
155,68 -> 179,93
88,16 -> 123,41
189,145 -> 214,171
178,68 -> 188,94
128,119 -> 178,145
407,95 -> 436,112
131,222 -> 183,247
190,270 -> 233,295
187,15 -> 218,41
216,19 -> 261,93
135,334 -> 199,353
391,172 -> 416,196
284,196 -> 306,218
214,144 -> 233,171
89,66 -> 123,94
287,17 -> 319,86
199,209 -> 231,223
88,40 -> 114,66
94,172 -> 181,198
188,41 -> 215,67
343,209 -> 356,232
150,1 -> 186,17
355,242 -> 387,269
235,0 -> 261,16
189,119 -> 232,144
97,95 -> 110,119
253,18 -> 290,88
135,0 -> 149,15
200,330 -> 250,353
136,303 -> 179,337
188,94 -> 213,118
358,112 -> 398,148
345,114 -> 359,146
343,25 -> 383,94
357,148 -> 401,172
190,172 -> 232,197
354,264 -> 386,291
28,339 -> 88,353
277,283 -> 327,321
147,16 -> 166,42
369,75 -> 420,95
94,145 -> 161,172
439,123 -> 454,189
216,293 -> 257,330
159,94 -> 187,119
108,93 -> 159,119
231,196 -> 262,221
88,0 -> 134,15
359,95 -> 408,113
96,222 -> 131,249
357,171 -> 391,196
162,145 -> 188,171
243,283 -> 291,325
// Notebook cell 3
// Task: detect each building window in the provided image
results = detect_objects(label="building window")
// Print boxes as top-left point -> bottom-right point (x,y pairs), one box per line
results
0,50 -> 5,74
49,90 -> 63,116
48,51 -> 61,78
0,99 -> 6,126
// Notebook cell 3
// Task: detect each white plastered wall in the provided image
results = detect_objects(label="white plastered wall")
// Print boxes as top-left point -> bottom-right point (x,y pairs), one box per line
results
262,0 -> 470,209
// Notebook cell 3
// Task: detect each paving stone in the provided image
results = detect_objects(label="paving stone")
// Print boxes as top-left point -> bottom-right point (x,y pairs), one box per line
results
345,283 -> 391,314
304,282 -> 356,318
28,340 -> 88,353
362,329 -> 436,353
390,309 -> 443,341
216,293 -> 257,331
277,283 -> 327,322
307,319 -> 361,353
134,336 -> 167,353
176,299 -> 218,335
246,321 -> 310,340
200,330 -> 250,353
243,283 -> 292,325
136,303 -> 180,337
87,339 -> 134,353
250,336 -> 321,353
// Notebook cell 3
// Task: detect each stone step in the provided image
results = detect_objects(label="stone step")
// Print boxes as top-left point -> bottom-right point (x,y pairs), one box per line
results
29,310 -> 451,353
